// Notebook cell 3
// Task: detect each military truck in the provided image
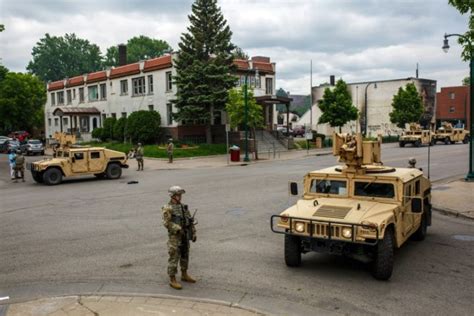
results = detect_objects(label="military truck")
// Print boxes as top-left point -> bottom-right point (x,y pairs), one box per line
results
433,122 -> 469,145
30,132 -> 128,185
399,123 -> 434,147
271,133 -> 432,280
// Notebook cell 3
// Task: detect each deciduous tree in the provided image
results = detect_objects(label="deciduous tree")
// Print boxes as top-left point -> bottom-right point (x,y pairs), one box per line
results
389,83 -> 423,129
318,79 -> 358,132
448,0 -> 473,61
173,0 -> 236,144
127,110 -> 161,144
27,33 -> 103,82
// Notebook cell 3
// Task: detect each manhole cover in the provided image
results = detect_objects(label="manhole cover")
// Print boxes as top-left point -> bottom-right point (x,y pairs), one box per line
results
453,235 -> 474,241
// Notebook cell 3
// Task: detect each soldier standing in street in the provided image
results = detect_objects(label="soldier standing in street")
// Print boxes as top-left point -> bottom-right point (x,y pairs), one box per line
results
167,138 -> 174,163
162,186 -> 197,290
14,150 -> 25,182
135,143 -> 144,171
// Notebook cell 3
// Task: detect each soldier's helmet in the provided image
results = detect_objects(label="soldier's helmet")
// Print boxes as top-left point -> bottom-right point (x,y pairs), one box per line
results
409,157 -> 417,165
168,138 -> 173,142
138,142 -> 142,146
16,150 -> 21,154
168,185 -> 185,196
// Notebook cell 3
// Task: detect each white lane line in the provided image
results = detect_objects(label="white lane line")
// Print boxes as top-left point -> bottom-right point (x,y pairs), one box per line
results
0,296 -> 9,301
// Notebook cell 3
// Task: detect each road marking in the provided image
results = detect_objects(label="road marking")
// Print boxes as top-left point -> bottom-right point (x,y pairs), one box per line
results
0,296 -> 9,301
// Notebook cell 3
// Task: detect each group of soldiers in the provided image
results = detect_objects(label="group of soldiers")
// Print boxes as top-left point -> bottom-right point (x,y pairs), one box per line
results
8,149 -> 25,182
129,139 -> 175,171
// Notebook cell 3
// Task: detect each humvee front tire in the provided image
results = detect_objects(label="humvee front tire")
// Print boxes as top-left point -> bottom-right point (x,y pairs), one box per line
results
106,163 -> 122,179
284,235 -> 302,267
430,139 -> 435,146
399,141 -> 405,148
31,170 -> 44,183
415,139 -> 421,147
463,135 -> 469,144
372,227 -> 394,280
444,137 -> 450,145
43,168 -> 62,185
412,213 -> 427,241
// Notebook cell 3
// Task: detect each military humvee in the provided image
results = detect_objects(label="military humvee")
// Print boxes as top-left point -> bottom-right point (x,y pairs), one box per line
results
399,123 -> 434,147
30,132 -> 128,185
433,122 -> 469,145
271,133 -> 432,280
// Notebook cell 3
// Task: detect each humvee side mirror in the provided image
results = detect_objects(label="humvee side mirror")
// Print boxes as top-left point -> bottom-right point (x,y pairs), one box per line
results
411,198 -> 422,213
289,182 -> 298,196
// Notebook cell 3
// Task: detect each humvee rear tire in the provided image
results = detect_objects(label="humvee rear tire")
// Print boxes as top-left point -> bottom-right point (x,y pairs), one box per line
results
43,168 -> 62,185
463,136 -> 469,144
399,142 -> 405,148
284,235 -> 302,267
106,163 -> 122,179
372,227 -> 394,280
430,139 -> 435,146
415,140 -> 421,147
31,171 -> 44,183
444,137 -> 450,145
412,213 -> 427,241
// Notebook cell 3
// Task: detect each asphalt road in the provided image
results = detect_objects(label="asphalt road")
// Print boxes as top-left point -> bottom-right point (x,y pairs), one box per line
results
0,143 -> 473,315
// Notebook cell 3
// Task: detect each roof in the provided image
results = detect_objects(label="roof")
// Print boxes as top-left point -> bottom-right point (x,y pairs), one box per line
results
256,95 -> 292,104
48,80 -> 64,91
144,55 -> 172,72
67,75 -> 84,87
52,107 -> 101,116
87,71 -> 107,83
309,165 -> 424,183
110,63 -> 140,79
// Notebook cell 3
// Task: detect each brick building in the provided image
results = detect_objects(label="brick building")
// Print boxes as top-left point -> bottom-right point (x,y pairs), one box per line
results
436,86 -> 471,128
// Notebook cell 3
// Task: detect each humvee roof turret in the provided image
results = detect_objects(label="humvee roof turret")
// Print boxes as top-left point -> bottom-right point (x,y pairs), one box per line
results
271,133 -> 432,280
30,132 -> 128,185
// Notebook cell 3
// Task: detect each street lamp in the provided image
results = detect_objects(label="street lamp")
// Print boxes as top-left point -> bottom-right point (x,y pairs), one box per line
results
442,33 -> 474,181
243,68 -> 259,162
363,82 -> 377,137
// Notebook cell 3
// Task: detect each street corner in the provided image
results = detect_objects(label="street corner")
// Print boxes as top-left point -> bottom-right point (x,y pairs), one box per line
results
432,179 -> 474,220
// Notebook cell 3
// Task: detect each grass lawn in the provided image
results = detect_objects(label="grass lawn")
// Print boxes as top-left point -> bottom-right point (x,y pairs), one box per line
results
82,142 -> 228,158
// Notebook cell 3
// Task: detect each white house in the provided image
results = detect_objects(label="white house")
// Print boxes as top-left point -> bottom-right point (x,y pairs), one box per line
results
45,54 -> 279,142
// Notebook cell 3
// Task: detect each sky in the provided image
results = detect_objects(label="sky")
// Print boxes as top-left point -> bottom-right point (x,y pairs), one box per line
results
0,0 -> 470,94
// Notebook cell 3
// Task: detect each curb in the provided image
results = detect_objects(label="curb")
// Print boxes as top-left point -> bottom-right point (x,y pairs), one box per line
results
432,206 -> 474,221
1,292 -> 267,316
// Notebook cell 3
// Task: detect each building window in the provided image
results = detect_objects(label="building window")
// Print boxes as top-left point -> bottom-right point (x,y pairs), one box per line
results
167,103 -> 173,125
48,118 -> 51,126
54,118 -> 59,126
100,83 -> 107,100
66,90 -> 72,104
79,87 -> 84,103
51,93 -> 56,106
88,85 -> 99,101
120,80 -> 128,95
111,113 -> 116,119
57,91 -> 65,105
265,78 -> 273,95
166,71 -> 172,91
63,117 -> 68,126
148,75 -> 154,94
132,76 -> 145,96
121,112 -> 127,118
73,89 -> 76,100
449,92 -> 455,100
148,104 -> 154,111
449,106 -> 455,113
92,117 -> 98,129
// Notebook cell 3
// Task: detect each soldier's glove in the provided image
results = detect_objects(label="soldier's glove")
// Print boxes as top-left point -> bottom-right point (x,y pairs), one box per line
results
192,236 -> 196,243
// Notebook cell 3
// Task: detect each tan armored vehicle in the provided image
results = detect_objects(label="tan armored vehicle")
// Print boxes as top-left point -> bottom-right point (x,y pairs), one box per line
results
271,133 -> 432,280
433,122 -> 469,145
399,123 -> 434,147
30,132 -> 129,185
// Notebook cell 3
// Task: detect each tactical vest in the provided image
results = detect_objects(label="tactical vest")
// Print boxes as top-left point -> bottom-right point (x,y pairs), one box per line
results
169,204 -> 189,226
15,155 -> 25,167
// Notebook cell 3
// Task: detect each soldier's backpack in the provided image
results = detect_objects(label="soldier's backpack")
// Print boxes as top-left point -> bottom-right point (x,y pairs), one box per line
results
15,155 -> 25,168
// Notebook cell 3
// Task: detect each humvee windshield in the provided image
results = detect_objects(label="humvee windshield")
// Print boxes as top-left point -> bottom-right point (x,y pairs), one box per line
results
354,181 -> 395,199
310,179 -> 347,196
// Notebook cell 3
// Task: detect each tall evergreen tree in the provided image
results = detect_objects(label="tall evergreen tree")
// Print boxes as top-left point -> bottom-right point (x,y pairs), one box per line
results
173,0 -> 236,143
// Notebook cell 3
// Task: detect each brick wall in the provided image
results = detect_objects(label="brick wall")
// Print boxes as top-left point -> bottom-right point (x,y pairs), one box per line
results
436,86 -> 470,127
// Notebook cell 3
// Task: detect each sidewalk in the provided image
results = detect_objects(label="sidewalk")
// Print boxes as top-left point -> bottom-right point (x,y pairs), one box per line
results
432,179 -> 474,220
2,295 -> 263,316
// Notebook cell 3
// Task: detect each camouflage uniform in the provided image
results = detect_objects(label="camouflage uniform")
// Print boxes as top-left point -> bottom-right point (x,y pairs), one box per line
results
135,144 -> 144,171
162,202 -> 196,276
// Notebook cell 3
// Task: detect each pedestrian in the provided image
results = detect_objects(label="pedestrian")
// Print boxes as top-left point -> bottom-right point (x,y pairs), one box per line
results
8,149 -> 16,180
162,186 -> 197,290
14,150 -> 25,182
167,138 -> 174,163
135,142 -> 144,171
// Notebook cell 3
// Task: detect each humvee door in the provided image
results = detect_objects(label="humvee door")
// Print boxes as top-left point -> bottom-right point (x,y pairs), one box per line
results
71,151 -> 88,173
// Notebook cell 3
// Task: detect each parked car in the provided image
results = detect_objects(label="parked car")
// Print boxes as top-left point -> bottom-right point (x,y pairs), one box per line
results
8,131 -> 30,142
20,139 -> 45,155
1,139 -> 20,153
0,136 -> 11,146
292,126 -> 306,137
277,126 -> 293,136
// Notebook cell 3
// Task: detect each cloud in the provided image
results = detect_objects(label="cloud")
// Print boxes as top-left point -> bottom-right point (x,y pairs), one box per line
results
0,0 -> 470,94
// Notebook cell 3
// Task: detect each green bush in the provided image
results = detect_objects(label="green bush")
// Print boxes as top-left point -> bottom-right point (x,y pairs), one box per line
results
311,131 -> 326,142
91,127 -> 104,141
113,117 -> 127,141
127,110 -> 161,144
102,117 -> 116,141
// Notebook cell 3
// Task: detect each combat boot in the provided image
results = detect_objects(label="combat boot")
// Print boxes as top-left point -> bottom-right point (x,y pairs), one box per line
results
169,276 -> 182,290
181,270 -> 196,283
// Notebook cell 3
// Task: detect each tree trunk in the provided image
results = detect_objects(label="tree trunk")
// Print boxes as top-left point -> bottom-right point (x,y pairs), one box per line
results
206,105 -> 214,144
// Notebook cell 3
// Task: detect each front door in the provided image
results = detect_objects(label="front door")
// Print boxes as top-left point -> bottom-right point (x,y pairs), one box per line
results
403,182 -> 414,235
89,150 -> 103,172
71,151 -> 88,173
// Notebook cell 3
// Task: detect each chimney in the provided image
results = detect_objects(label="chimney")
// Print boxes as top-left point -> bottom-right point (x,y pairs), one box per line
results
330,75 -> 335,86
118,44 -> 127,66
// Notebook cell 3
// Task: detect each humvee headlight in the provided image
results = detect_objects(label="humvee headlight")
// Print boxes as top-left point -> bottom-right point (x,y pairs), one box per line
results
342,227 -> 352,238
295,222 -> 305,233
280,215 -> 289,223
